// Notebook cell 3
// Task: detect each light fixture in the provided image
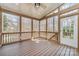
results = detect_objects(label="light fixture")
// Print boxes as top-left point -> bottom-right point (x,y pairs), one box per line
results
35,3 -> 40,8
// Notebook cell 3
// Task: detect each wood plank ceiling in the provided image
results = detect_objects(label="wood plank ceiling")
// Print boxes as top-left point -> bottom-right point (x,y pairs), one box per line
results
0,3 -> 62,19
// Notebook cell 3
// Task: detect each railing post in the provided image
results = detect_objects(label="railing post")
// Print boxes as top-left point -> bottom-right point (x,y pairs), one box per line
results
0,33 -> 2,47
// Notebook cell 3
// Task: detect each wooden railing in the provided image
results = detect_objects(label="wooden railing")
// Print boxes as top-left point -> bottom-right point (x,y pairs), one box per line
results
2,32 -> 20,44
1,32 -> 31,45
48,33 -> 58,41
1,31 -> 58,45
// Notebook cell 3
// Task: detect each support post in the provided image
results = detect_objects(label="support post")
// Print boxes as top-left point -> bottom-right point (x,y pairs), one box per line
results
39,20 -> 40,38
31,19 -> 33,38
78,9 -> 79,50
0,6 -> 2,47
58,7 -> 60,43
53,17 -> 55,32
20,16 -> 22,41
46,18 -> 47,40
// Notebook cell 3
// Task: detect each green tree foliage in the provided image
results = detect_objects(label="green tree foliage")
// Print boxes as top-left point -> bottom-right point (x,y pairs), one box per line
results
3,15 -> 8,32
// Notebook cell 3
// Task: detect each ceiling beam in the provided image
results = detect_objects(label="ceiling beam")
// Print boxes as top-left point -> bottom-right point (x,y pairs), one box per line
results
40,3 -> 64,20
60,12 -> 79,19
42,3 -> 79,19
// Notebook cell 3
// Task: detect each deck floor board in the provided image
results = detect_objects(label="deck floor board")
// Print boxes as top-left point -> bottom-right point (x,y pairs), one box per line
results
0,40 -> 79,56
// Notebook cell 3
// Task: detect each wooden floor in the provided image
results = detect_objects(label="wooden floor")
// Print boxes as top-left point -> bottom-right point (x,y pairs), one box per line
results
0,39 -> 79,56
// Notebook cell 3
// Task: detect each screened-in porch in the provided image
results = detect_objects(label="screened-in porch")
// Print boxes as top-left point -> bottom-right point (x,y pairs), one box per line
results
0,3 -> 79,56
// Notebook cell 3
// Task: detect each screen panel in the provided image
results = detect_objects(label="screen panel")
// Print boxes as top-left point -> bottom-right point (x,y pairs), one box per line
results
40,19 -> 46,31
40,19 -> 46,38
47,17 -> 54,32
33,20 -> 39,38
33,20 -> 39,32
54,16 -> 58,32
2,13 -> 19,32
22,17 -> 31,32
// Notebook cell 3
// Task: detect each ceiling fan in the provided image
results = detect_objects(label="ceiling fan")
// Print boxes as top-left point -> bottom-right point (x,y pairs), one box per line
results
34,3 -> 47,9
15,3 -> 47,9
